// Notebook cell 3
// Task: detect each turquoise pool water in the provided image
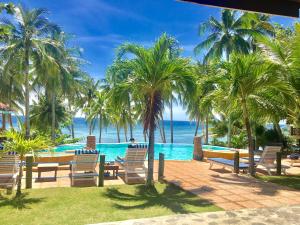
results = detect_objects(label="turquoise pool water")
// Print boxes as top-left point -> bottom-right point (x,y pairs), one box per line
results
53,143 -> 231,161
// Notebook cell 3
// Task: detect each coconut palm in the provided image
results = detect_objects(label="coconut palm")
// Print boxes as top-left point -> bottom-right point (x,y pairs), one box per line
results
88,90 -> 109,143
1,5 -> 60,138
195,10 -> 273,62
0,3 -> 14,40
79,77 -> 100,135
106,60 -> 135,139
117,34 -> 194,186
30,96 -> 69,134
213,53 -> 295,175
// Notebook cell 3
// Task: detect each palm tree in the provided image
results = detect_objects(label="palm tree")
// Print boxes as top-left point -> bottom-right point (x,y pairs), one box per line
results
30,96 -> 69,134
1,5 -> 60,138
195,10 -> 274,62
79,77 -> 100,135
88,90 -> 109,143
0,3 -> 14,40
106,60 -> 135,140
214,53 -> 294,175
117,34 -> 194,186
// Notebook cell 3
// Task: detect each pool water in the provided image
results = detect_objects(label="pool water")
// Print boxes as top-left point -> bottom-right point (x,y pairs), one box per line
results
53,143 -> 231,162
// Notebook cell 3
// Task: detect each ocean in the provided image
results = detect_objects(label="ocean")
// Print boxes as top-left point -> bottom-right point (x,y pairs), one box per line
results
1,116 -> 201,144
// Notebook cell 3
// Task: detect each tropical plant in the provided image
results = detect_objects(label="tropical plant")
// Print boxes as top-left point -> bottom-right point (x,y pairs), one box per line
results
88,90 -> 109,143
0,3 -> 14,40
30,96 -> 69,135
1,5 -> 61,138
212,53 -> 295,175
195,9 -> 274,62
2,130 -> 49,196
116,34 -> 194,186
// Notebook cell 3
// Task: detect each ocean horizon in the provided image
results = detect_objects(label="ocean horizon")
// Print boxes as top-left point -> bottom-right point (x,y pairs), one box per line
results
2,116 -> 201,144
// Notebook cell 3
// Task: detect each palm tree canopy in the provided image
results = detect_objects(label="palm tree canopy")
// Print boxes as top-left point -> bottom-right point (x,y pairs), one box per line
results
116,34 -> 195,131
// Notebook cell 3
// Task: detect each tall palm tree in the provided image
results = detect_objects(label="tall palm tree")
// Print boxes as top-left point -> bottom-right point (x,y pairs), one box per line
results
1,5 -> 60,138
214,53 -> 294,175
88,90 -> 109,143
79,77 -> 100,135
106,60 -> 135,140
117,34 -> 194,186
195,10 -> 274,62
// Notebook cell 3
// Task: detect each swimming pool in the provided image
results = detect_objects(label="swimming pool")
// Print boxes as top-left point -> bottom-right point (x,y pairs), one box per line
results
53,143 -> 232,161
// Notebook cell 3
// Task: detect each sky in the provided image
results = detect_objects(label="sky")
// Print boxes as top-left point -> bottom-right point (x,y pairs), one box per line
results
9,0 -> 298,120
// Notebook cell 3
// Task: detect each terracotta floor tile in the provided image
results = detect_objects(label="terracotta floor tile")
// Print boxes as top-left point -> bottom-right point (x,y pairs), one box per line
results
257,199 -> 283,207
216,202 -> 245,211
236,200 -> 264,209
222,194 -> 248,202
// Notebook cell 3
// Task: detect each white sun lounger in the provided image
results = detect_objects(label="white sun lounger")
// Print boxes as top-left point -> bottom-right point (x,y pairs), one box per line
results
257,146 -> 289,175
0,153 -> 20,191
115,147 -> 147,184
70,151 -> 99,186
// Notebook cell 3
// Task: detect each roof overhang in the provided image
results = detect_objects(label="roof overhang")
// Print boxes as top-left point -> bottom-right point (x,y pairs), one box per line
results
179,0 -> 300,18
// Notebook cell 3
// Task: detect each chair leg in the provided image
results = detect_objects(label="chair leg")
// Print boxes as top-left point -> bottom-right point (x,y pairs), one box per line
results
209,162 -> 213,169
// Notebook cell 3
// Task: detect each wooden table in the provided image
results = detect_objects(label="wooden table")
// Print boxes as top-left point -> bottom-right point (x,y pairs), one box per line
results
104,164 -> 119,178
37,163 -> 59,179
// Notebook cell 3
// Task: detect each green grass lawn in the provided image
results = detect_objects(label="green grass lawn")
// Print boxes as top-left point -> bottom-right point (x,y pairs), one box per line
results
258,175 -> 300,190
0,183 -> 221,225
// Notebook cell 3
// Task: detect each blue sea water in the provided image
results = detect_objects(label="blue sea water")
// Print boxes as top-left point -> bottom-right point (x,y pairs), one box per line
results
2,116 -> 201,144
65,118 -> 200,144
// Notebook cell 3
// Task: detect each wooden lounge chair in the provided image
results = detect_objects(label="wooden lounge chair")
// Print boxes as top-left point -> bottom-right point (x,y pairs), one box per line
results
70,150 -> 99,186
257,146 -> 289,175
0,153 -> 19,192
115,147 -> 147,184
207,158 -> 249,173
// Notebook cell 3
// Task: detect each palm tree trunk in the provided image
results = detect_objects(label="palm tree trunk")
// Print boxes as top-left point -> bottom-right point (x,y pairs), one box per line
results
143,131 -> 147,142
146,124 -> 155,187
16,162 -> 23,197
205,115 -> 209,144
128,98 -> 133,139
24,47 -> 30,139
274,122 -> 283,144
116,124 -> 120,143
71,120 -> 75,138
99,114 -> 102,143
51,92 -> 56,141
8,78 -> 14,129
69,103 -> 75,138
194,117 -> 200,137
159,111 -> 166,143
9,114 -> 13,129
227,117 -> 231,147
124,125 -> 128,142
170,98 -> 174,143
2,113 -> 6,130
241,99 -> 255,176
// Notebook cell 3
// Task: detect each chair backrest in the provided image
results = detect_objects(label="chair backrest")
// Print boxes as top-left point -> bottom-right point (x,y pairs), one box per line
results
0,154 -> 19,175
72,154 -> 99,172
124,148 -> 147,168
259,146 -> 282,165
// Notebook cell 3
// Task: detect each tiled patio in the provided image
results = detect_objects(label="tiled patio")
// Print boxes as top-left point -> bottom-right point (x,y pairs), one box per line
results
164,160 -> 300,210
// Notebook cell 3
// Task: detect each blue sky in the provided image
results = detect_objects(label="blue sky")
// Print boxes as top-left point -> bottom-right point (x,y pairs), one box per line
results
10,0 -> 298,120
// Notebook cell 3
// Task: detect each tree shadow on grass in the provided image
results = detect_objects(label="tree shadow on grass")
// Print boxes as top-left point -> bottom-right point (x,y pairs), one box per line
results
104,183 -> 214,214
0,192 -> 45,209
